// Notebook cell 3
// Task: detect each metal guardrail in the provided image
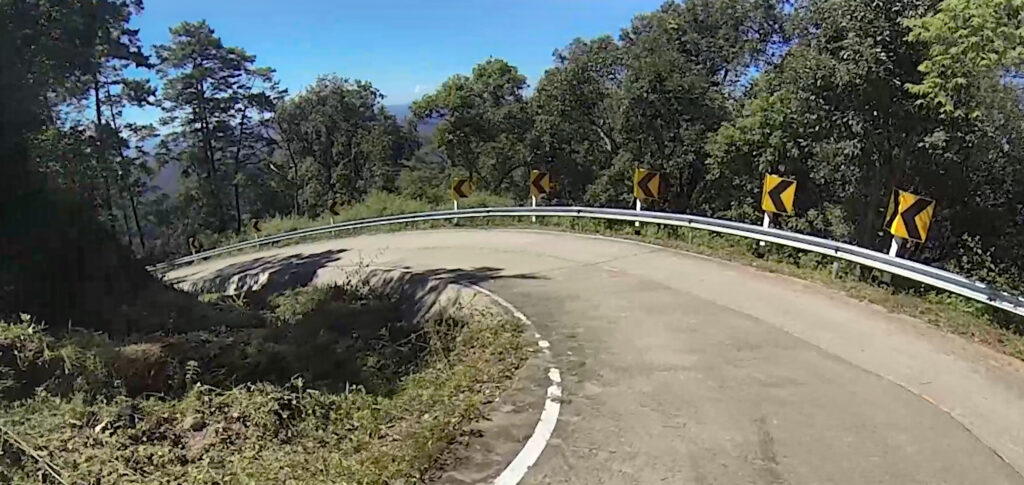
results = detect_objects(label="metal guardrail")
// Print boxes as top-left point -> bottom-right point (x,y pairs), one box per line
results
150,206 -> 1024,318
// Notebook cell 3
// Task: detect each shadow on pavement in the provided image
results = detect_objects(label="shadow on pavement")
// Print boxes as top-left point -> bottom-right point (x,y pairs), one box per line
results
169,250 -> 348,300
171,248 -> 547,316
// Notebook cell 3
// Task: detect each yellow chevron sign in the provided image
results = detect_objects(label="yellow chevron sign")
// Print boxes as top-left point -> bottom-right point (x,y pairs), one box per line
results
633,169 -> 662,201
530,170 -> 551,198
761,174 -> 796,215
328,200 -> 343,216
451,178 -> 475,199
889,190 -> 936,243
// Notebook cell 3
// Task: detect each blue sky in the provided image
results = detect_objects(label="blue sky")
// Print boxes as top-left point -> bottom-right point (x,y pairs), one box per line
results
127,0 -> 665,123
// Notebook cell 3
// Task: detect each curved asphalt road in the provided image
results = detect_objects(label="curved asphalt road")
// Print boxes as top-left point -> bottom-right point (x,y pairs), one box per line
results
166,229 -> 1024,484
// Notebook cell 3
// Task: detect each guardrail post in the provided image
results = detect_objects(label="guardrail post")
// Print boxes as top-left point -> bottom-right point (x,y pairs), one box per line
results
531,195 -> 537,223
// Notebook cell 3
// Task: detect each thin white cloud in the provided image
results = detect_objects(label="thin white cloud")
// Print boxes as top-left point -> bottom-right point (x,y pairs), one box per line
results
414,84 -> 428,94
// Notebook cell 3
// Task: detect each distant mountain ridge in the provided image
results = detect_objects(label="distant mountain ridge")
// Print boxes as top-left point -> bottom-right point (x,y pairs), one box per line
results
385,104 -> 413,120
386,103 -> 439,138
148,103 -> 437,197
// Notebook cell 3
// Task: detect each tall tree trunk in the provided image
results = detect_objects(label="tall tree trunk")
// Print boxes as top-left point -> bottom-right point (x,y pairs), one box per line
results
231,104 -> 250,234
195,78 -> 225,231
119,206 -> 133,250
196,79 -> 216,180
93,78 -> 119,235
102,175 -> 120,235
233,182 -> 242,233
292,160 -> 300,215
281,127 -> 302,215
128,190 -> 145,252
323,129 -> 336,203
93,77 -> 103,133
105,84 -> 146,252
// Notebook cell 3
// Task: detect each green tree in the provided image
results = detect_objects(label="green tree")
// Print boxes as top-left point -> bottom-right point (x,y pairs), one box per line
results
531,37 -> 625,203
623,1 -> 783,210
906,0 -> 1024,118
225,64 -> 286,232
276,75 -> 413,215
905,0 -> 1024,288
156,21 -> 282,233
704,0 -> 936,240
94,57 -> 157,252
532,0 -> 784,208
701,0 -> 1024,293
1,0 -> 157,329
413,59 -> 535,196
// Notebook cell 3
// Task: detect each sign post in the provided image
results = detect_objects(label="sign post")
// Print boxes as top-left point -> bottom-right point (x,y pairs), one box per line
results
451,178 -> 474,222
328,200 -> 342,225
760,212 -> 771,247
760,174 -> 797,247
632,168 -> 662,233
888,237 -> 903,257
251,218 -> 262,248
635,198 -> 642,229
529,170 -> 551,224
187,236 -> 203,256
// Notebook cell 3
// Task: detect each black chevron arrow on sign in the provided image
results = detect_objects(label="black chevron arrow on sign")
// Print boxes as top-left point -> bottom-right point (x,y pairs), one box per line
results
899,198 -> 932,241
251,219 -> 262,232
767,179 -> 794,213
453,179 -> 470,198
638,172 -> 658,199
531,172 -> 549,196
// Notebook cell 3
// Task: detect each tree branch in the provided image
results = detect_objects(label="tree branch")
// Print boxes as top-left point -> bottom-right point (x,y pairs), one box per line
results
590,119 -> 616,153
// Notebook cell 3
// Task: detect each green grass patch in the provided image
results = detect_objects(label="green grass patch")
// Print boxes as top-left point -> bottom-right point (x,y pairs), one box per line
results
1,281 -> 527,483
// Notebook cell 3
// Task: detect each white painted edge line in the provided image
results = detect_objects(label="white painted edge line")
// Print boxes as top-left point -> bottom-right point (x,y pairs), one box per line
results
462,283 -> 561,485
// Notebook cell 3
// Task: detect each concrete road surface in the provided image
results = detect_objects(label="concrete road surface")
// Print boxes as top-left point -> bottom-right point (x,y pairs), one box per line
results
166,229 -> 1024,484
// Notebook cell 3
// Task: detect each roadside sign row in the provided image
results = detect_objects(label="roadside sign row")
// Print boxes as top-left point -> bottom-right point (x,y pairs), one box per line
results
187,170 -> 938,260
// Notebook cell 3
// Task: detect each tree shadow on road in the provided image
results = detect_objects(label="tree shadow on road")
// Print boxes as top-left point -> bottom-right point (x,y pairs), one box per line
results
169,247 -> 547,307
167,250 -> 349,303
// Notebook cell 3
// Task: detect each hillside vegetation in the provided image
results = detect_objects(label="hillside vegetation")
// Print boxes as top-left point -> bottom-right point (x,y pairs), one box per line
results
2,0 -> 1024,480
9,1 -> 1024,297
0,284 -> 526,483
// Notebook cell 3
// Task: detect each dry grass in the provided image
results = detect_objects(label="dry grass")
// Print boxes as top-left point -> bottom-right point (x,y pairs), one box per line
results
0,283 -> 528,484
